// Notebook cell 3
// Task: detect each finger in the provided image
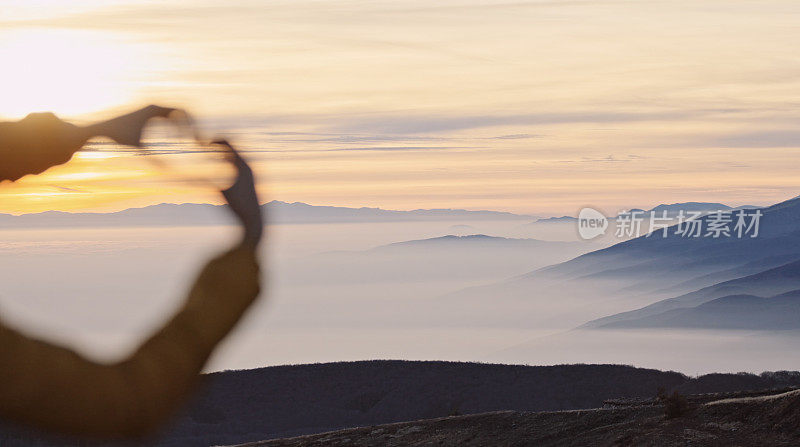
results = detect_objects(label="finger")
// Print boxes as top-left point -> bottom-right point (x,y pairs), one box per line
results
214,140 -> 263,247
84,105 -> 185,147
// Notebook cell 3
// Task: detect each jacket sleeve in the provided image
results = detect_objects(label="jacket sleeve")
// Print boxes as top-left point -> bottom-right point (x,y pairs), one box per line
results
0,245 -> 261,439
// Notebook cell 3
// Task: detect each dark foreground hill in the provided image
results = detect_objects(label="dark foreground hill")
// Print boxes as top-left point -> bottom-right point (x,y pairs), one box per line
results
2,361 -> 800,446
240,389 -> 800,446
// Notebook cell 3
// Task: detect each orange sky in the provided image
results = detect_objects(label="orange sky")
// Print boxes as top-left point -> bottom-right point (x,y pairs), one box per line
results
3,0 -> 800,215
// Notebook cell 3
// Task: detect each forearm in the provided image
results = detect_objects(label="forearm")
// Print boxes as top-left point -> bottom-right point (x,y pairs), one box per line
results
0,105 -> 187,182
0,114 -> 89,182
0,245 -> 261,439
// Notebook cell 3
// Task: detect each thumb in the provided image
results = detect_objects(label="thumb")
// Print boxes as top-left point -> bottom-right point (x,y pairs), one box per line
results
84,105 -> 182,147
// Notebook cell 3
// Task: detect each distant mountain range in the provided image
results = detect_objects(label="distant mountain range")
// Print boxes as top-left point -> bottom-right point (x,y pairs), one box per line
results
282,234 -> 591,285
583,259 -> 800,329
596,290 -> 800,330
526,201 -> 757,225
435,196 -> 800,330
0,200 -> 763,228
567,196 -> 800,331
538,196 -> 800,291
650,202 -> 730,214
0,201 -> 535,227
528,215 -> 578,224
372,234 -> 576,251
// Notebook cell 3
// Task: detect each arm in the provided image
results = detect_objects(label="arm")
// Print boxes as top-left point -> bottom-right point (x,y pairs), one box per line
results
0,105 -> 184,182
0,245 -> 260,439
0,113 -> 90,182
0,140 -> 263,439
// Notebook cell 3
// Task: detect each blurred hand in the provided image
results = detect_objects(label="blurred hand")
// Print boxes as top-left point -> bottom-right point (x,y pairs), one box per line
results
215,139 -> 263,247
0,112 -> 89,181
0,105 -> 190,182
86,104 -> 191,148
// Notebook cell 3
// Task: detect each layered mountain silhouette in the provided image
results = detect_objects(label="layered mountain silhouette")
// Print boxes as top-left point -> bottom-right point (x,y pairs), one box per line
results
583,259 -> 800,329
372,234 -> 576,251
281,235 -> 590,285
436,196 -> 800,329
524,202 -> 754,227
0,201 -> 534,227
596,290 -> 800,330
650,202 -> 732,214
646,201 -> 755,217
526,215 -> 577,224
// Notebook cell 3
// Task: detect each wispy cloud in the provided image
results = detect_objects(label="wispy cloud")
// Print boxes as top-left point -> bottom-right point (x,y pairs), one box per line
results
49,185 -> 89,193
324,110 -> 704,135
696,130 -> 800,149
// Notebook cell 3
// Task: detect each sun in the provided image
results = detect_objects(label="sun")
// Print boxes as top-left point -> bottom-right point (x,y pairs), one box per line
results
0,28 -> 141,120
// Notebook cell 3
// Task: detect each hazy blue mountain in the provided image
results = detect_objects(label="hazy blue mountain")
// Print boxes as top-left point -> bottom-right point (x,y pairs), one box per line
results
616,208 -> 646,218
0,201 -> 534,228
0,203 -> 231,228
267,201 -> 535,223
282,235 -> 591,285
525,202 -> 736,225
649,202 -> 731,215
372,234 -> 573,251
528,216 -> 578,224
599,290 -> 800,330
582,259 -> 800,328
432,196 -> 800,329
648,252 -> 800,297
448,224 -> 476,233
616,203 -> 732,219
532,196 -> 800,291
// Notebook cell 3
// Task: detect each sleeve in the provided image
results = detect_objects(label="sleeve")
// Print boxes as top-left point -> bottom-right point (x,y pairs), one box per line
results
0,245 -> 261,440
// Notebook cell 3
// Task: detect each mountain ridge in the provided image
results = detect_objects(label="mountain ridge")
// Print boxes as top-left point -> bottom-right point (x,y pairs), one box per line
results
593,288 -> 800,330
0,201 -> 535,227
581,258 -> 800,329
432,196 -> 800,329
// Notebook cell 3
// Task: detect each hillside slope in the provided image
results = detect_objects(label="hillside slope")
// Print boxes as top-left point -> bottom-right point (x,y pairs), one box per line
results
239,389 -> 800,446
436,197 -> 800,329
2,361 -> 799,446
598,290 -> 800,330
583,259 -> 800,328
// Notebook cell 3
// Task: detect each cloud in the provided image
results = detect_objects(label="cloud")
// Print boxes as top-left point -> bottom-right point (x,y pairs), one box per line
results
49,185 -> 88,193
697,130 -> 800,149
554,154 -> 644,165
80,144 -> 477,157
489,134 -> 540,140
322,110 -> 703,135
322,146 -> 478,152
202,110 -> 703,136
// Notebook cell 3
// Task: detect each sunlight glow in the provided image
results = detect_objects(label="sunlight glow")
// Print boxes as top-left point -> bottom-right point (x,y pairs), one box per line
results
49,172 -> 108,181
0,28 -> 141,119
2,1 -> 800,215
76,151 -> 119,160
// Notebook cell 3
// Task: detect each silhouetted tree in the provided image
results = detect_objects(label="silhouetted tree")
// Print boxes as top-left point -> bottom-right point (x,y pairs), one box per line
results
657,387 -> 689,419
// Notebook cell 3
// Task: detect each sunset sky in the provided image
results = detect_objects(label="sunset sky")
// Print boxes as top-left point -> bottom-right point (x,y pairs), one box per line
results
3,0 -> 800,215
